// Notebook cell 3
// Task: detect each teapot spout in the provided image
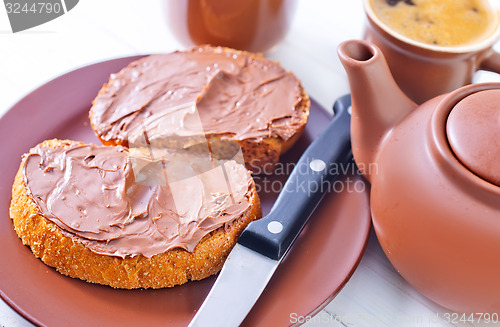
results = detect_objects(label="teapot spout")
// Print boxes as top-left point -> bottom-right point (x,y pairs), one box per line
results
338,40 -> 416,182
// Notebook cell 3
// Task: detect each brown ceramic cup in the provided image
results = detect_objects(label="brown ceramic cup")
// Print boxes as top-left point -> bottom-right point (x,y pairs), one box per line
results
363,0 -> 500,104
164,0 -> 298,53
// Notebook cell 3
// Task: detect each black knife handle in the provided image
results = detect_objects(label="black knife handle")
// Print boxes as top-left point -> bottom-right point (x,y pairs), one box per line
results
238,94 -> 352,260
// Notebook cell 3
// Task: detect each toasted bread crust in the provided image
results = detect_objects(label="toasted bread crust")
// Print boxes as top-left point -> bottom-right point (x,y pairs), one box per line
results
10,139 -> 261,289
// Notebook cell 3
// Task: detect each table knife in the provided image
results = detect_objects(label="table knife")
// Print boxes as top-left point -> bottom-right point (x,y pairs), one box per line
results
188,94 -> 353,327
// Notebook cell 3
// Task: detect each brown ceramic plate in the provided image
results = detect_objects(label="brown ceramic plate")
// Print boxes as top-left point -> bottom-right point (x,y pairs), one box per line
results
0,56 -> 371,327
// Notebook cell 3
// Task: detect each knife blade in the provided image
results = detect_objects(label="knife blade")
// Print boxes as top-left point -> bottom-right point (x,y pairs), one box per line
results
189,94 -> 353,327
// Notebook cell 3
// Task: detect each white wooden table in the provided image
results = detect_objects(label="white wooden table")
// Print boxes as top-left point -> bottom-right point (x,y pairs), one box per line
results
1,1 -> 499,326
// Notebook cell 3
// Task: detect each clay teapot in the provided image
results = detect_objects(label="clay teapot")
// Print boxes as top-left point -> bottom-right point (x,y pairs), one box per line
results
338,39 -> 500,313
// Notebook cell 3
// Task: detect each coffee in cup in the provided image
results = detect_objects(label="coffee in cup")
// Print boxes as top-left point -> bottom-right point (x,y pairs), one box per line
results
363,0 -> 500,104
370,0 -> 498,48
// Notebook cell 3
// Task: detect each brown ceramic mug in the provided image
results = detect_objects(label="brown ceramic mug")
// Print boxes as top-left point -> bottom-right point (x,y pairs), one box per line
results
164,0 -> 298,53
363,0 -> 500,104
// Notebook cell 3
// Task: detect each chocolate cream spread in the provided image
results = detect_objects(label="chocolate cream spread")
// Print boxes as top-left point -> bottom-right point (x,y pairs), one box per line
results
22,142 -> 253,258
90,45 -> 304,145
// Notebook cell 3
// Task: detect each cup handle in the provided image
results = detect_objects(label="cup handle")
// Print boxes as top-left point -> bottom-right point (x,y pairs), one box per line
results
480,50 -> 500,73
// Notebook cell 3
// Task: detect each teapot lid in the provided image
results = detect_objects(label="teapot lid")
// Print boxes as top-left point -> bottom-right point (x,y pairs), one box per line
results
446,89 -> 500,187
